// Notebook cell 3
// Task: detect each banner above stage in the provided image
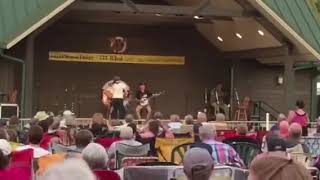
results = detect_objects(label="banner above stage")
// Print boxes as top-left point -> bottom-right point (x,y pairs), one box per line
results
48,51 -> 185,65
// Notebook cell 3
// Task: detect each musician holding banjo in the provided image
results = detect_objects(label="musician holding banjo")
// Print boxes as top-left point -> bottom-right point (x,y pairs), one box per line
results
135,82 -> 153,120
210,83 -> 230,120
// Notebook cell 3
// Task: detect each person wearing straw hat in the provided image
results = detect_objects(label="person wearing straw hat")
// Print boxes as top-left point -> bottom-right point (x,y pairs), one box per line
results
34,111 -> 49,121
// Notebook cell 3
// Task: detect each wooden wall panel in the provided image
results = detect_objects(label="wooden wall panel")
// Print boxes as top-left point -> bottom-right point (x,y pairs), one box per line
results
33,23 -> 230,117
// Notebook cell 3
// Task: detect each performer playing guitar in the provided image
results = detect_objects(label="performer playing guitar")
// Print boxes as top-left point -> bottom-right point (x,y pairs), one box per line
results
210,83 -> 230,120
135,83 -> 164,120
135,83 -> 152,120
102,76 -> 129,119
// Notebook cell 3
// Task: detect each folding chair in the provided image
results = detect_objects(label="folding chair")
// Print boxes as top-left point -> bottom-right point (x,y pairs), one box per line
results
115,143 -> 150,169
94,169 -> 121,180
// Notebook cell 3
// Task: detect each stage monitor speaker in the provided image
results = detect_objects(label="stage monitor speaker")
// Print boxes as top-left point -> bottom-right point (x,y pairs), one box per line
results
0,103 -> 19,119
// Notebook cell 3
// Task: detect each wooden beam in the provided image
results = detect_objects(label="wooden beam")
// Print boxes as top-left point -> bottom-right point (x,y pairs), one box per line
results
224,46 -> 289,59
24,36 -> 35,117
284,56 -> 295,111
72,1 -> 247,18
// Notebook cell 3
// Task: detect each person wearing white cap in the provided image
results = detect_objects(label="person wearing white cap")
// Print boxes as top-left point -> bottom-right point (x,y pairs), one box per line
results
62,110 -> 76,127
0,139 -> 12,169
183,148 -> 214,180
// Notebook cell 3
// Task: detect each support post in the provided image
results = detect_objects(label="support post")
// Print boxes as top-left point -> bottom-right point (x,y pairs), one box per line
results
230,64 -> 235,121
284,57 -> 295,112
24,36 -> 35,117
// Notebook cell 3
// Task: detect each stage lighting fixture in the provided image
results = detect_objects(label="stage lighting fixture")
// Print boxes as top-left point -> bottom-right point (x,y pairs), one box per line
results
236,33 -> 242,39
193,15 -> 204,19
258,30 -> 264,36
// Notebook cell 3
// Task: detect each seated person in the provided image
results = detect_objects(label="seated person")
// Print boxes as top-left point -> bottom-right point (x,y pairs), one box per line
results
40,121 -> 62,150
108,127 -> 142,159
69,130 -> 94,153
199,124 -> 244,167
82,143 -> 108,170
40,158 -> 96,180
119,114 -> 135,128
139,119 -> 173,139
193,112 -> 207,142
279,120 -> 290,138
37,116 -> 54,135
127,122 -> 137,136
0,139 -> 31,180
112,114 -> 134,131
286,123 -> 309,153
190,142 -> 213,155
196,112 -> 207,124
16,125 -> 51,158
90,123 -> 108,138
253,135 -> 288,163
184,115 -> 194,125
223,124 -> 259,145
167,114 -> 182,130
270,113 -> 287,134
249,156 -> 312,180
0,139 -> 12,170
172,115 -> 194,137
183,148 -> 214,180
211,113 -> 228,130
91,113 -> 106,125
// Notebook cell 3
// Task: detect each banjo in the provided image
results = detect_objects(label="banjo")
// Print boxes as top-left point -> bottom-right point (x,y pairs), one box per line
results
139,91 -> 165,107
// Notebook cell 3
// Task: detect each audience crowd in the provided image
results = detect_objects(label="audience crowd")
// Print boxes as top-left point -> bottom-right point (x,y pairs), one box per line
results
0,99 -> 317,180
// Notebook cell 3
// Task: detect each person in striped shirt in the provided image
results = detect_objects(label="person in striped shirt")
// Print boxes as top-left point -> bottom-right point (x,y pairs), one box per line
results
199,124 -> 245,168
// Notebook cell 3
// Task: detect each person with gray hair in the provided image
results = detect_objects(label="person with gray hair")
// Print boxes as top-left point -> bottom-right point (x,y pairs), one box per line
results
70,130 -> 94,152
168,114 -> 182,130
82,143 -> 108,170
40,158 -> 95,180
270,113 -> 287,133
211,113 -> 228,130
184,115 -> 194,125
117,114 -> 135,129
199,124 -> 244,167
125,114 -> 134,124
108,127 -> 142,159
183,148 -> 214,180
197,112 -> 207,124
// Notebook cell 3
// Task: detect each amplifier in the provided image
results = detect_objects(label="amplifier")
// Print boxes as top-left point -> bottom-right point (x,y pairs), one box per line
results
0,103 -> 19,118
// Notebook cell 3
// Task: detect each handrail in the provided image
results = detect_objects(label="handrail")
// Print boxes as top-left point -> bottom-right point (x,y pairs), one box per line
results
259,101 -> 280,114
251,101 -> 280,121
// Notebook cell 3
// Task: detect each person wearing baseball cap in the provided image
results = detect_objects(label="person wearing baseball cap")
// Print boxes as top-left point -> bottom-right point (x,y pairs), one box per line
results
183,148 -> 214,180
